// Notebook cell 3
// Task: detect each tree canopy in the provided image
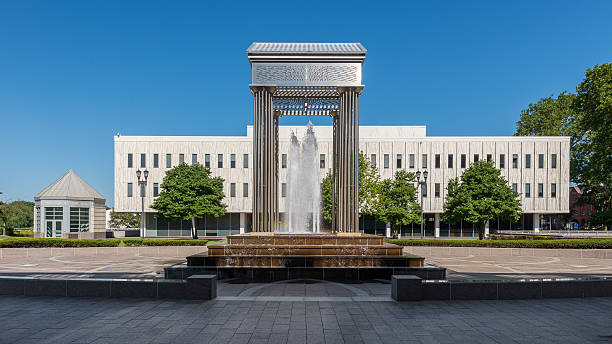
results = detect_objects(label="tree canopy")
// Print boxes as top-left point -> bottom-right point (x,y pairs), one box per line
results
151,163 -> 226,238
442,161 -> 521,239
376,170 -> 421,234
321,152 -> 382,224
109,211 -> 140,229
514,63 -> 611,228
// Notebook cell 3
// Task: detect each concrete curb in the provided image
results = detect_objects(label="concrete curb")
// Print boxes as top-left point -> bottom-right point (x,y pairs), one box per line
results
0,274 -> 216,300
392,275 -> 612,301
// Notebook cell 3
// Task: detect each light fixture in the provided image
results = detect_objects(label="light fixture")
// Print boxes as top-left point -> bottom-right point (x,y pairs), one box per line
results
423,170 -> 429,181
416,170 -> 421,181
136,170 -> 141,179
143,170 -> 149,180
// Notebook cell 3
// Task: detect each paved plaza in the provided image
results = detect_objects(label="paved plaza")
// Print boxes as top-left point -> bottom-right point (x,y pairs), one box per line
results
1,292 -> 611,344
1,247 -> 611,281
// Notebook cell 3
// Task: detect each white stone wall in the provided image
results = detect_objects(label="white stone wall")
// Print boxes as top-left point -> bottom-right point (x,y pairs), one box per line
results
114,126 -> 570,215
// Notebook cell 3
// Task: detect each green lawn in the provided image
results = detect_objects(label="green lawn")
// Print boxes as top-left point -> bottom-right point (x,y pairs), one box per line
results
385,238 -> 612,249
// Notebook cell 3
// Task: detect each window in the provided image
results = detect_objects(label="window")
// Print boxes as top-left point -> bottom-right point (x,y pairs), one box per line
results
127,154 -> 133,168
474,154 -> 479,162
179,154 -> 184,164
166,154 -> 172,168
217,154 -> 223,168
512,183 -> 517,193
422,154 -> 428,169
127,183 -> 133,197
243,154 -> 248,168
205,154 -> 210,168
230,183 -> 236,197
525,183 -> 531,198
538,154 -> 544,168
538,183 -> 544,198
281,183 -> 287,197
500,154 -> 505,169
153,183 -> 159,197
435,183 -> 440,197
320,154 -> 325,169
422,183 -> 427,197
243,183 -> 248,197
370,154 -> 376,168
281,154 -> 287,168
140,154 -> 146,168
396,154 -> 402,169
551,183 -> 557,198
153,154 -> 159,168
45,207 -> 63,220
69,208 -> 89,232
551,154 -> 557,169
192,154 -> 198,165
448,154 -> 453,168
461,154 -> 466,168
231,154 -> 236,168
486,154 -> 492,162
512,154 -> 518,168
435,154 -> 440,168
525,154 -> 531,168
384,154 -> 389,168
409,154 -> 415,168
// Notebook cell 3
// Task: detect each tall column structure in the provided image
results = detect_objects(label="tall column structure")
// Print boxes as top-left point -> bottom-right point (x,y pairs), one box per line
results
247,42 -> 367,233
251,86 -> 278,232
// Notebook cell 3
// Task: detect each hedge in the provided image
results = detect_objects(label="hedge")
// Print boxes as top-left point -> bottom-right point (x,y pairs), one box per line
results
0,238 -> 222,248
385,238 -> 612,249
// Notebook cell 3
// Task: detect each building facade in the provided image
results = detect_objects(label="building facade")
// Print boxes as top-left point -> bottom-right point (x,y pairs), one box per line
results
114,126 -> 570,237
34,170 -> 107,239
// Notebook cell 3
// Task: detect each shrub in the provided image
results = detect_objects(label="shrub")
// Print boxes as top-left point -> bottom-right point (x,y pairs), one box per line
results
0,238 -> 211,248
385,238 -> 612,249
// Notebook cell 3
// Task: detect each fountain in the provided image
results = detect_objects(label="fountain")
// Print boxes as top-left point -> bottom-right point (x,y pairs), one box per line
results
285,122 -> 321,233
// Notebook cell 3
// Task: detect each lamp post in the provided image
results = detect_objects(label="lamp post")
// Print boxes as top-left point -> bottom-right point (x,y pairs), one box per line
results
416,170 -> 428,238
136,169 -> 149,238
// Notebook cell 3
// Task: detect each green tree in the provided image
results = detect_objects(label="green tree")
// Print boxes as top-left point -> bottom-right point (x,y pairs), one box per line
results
151,163 -> 226,239
515,63 -> 611,228
442,161 -> 521,240
320,152 -> 382,225
109,211 -> 141,229
0,192 -> 8,236
6,201 -> 34,229
573,64 -> 612,228
376,170 -> 421,235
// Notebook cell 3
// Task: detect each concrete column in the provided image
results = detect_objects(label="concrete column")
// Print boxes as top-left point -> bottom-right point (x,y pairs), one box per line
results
250,86 -> 278,232
485,220 -> 490,237
533,213 -> 540,233
386,222 -> 391,238
434,213 -> 440,238
239,213 -> 245,234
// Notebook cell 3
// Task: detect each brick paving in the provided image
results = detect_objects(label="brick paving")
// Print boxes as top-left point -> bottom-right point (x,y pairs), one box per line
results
0,294 -> 610,343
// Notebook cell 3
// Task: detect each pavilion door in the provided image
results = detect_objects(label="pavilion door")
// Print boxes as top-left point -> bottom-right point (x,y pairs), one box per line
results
46,221 -> 62,238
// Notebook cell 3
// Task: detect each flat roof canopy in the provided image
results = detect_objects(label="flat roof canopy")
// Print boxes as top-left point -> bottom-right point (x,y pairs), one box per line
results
247,42 -> 367,55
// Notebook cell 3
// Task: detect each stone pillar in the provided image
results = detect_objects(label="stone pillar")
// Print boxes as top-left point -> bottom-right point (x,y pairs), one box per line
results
334,87 -> 362,233
250,86 -> 278,233
485,220 -> 490,238
434,213 -> 440,238
239,213 -> 245,234
533,213 -> 540,233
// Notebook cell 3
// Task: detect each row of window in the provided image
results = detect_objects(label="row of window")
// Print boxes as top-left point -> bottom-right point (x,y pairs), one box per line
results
127,152 -> 559,171
43,207 -> 90,232
127,181 -> 558,200
127,153 -> 250,169
375,153 -> 558,170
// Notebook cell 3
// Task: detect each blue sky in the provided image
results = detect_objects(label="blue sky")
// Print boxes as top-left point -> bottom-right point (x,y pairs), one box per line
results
1,1 -> 610,205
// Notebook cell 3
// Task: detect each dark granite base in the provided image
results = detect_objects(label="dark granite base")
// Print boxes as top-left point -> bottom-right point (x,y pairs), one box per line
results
187,254 -> 425,268
165,264 -> 446,282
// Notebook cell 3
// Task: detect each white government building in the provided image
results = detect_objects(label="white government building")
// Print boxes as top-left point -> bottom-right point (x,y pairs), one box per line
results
114,125 -> 570,238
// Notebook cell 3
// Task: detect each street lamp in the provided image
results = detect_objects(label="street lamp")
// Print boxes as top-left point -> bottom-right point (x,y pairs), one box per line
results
416,170 -> 428,237
136,169 -> 149,237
